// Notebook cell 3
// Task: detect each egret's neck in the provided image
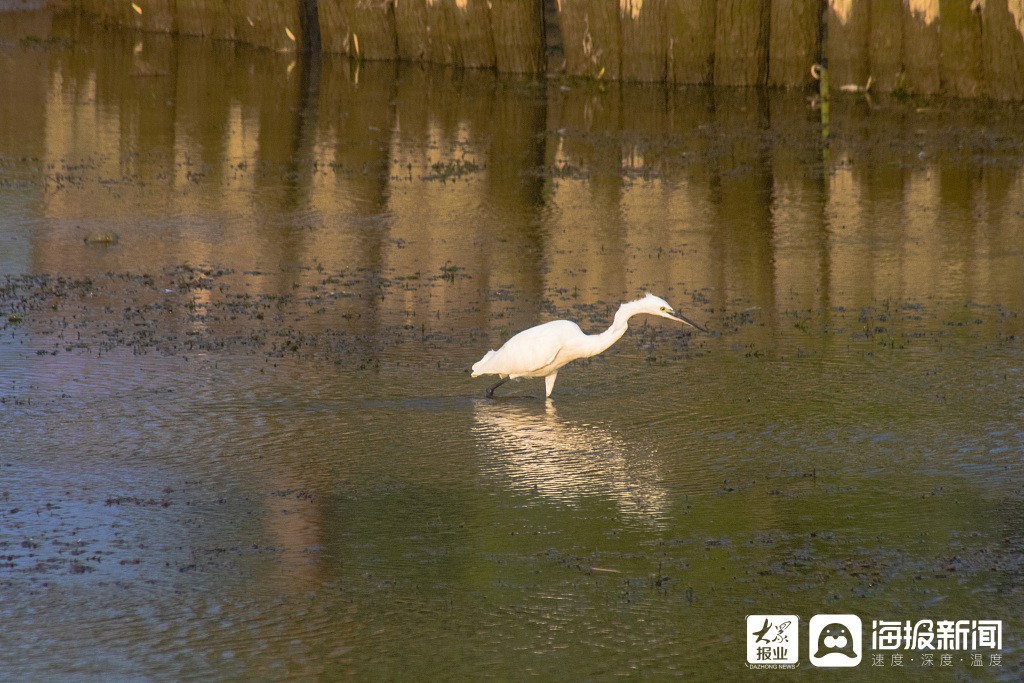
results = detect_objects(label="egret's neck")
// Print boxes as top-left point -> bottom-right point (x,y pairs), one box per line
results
580,301 -> 641,357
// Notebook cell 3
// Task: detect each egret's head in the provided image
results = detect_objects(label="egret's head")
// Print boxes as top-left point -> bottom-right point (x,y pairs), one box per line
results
635,293 -> 707,331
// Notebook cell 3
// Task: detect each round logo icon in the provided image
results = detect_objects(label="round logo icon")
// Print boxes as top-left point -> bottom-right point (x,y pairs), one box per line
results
809,614 -> 862,667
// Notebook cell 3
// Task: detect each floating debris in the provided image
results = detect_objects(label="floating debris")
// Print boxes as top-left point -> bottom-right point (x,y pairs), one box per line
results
839,75 -> 873,93
83,232 -> 119,245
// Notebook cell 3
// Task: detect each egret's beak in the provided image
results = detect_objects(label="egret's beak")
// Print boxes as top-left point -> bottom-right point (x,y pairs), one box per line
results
662,309 -> 707,332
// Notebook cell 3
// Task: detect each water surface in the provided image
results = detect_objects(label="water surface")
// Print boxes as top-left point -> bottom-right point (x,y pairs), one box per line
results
2,9 -> 1024,680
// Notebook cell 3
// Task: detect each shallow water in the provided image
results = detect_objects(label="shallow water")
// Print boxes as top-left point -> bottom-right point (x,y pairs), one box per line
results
2,8 -> 1024,680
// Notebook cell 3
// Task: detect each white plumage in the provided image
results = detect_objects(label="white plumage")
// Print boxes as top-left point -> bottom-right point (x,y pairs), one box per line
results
471,294 -> 705,398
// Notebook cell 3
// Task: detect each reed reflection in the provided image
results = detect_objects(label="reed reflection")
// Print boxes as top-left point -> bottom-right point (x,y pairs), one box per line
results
5,11 -> 1024,356
472,400 -> 669,524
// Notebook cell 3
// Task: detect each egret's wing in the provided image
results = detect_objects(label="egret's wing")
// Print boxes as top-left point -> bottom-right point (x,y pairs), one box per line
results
474,320 -> 580,377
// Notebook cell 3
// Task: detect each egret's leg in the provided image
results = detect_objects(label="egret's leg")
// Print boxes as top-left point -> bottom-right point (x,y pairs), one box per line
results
485,377 -> 509,398
544,371 -> 558,398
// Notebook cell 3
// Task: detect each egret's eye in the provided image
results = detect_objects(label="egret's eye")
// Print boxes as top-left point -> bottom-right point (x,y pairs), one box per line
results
659,306 -> 667,311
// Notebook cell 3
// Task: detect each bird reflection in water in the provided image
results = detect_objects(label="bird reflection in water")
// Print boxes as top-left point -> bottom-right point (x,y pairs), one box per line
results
472,400 -> 669,524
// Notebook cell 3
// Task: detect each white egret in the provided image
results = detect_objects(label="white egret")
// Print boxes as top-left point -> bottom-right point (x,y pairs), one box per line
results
471,293 -> 706,398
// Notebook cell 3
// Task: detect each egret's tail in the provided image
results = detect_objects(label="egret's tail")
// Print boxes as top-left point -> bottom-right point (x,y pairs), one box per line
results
471,350 -> 497,377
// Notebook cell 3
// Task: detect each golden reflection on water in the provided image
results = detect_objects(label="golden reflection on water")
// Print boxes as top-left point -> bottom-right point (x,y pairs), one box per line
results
2,8 -> 1022,334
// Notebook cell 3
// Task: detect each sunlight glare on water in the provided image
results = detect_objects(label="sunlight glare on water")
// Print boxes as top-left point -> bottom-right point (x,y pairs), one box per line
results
2,7 -> 1024,680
